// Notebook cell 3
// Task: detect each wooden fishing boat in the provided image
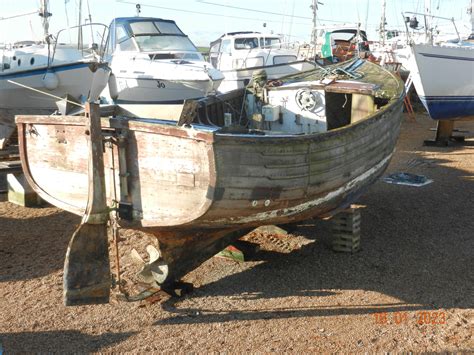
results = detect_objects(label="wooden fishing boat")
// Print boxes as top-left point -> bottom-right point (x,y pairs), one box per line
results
16,59 -> 405,305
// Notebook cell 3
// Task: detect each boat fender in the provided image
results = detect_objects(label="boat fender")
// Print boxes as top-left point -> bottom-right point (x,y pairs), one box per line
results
108,73 -> 119,100
42,71 -> 59,90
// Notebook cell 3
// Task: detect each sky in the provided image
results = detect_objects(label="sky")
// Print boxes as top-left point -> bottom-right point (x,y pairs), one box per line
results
0,0 -> 471,46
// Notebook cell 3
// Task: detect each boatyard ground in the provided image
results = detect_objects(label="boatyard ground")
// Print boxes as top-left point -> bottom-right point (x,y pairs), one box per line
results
0,112 -> 473,352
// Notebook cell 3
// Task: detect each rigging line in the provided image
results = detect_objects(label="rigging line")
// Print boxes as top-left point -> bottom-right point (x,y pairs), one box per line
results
115,0 -> 310,24
196,0 -> 312,20
117,0 -> 358,25
0,11 -> 39,21
194,0 -> 353,24
6,80 -> 85,108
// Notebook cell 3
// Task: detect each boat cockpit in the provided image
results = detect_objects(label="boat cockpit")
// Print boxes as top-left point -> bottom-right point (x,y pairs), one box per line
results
106,17 -> 204,61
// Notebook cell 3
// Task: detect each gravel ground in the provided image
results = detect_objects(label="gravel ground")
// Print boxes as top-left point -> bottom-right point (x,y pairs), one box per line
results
0,113 -> 473,352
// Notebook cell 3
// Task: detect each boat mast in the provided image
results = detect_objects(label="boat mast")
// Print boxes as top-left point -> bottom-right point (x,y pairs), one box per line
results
379,0 -> 386,46
469,0 -> 474,39
424,0 -> 432,43
39,0 -> 52,42
77,0 -> 83,49
310,0 -> 318,56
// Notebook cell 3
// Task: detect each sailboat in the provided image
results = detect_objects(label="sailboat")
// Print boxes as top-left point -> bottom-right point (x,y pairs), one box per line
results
0,0 -> 107,149
405,0 -> 474,143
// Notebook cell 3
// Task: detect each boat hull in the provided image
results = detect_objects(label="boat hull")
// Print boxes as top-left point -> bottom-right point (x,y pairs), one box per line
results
17,97 -> 403,231
111,76 -> 221,104
106,56 -> 224,104
0,62 -> 97,147
16,60 -> 405,292
409,43 -> 474,120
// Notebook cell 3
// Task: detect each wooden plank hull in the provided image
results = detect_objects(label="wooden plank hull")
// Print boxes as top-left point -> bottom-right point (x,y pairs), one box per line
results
17,100 -> 402,231
16,60 -> 405,292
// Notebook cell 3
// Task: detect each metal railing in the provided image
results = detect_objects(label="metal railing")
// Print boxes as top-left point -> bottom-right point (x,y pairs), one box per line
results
402,11 -> 461,44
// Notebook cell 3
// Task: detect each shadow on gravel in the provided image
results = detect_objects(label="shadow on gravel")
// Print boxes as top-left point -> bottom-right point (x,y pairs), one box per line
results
156,148 -> 473,325
0,210 -> 79,282
0,330 -> 135,353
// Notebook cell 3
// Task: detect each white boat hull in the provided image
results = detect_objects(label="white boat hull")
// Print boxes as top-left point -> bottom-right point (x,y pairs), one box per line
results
0,62 -> 96,147
217,61 -> 318,93
106,56 -> 224,104
409,43 -> 474,120
111,76 -> 220,104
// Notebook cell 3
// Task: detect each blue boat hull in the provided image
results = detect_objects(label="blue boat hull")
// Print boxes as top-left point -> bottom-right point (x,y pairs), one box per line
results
419,95 -> 474,120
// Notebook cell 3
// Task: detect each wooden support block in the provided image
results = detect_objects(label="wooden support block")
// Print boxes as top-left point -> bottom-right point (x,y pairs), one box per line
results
332,233 -> 361,253
424,120 -> 465,146
7,173 -> 43,207
331,206 -> 361,253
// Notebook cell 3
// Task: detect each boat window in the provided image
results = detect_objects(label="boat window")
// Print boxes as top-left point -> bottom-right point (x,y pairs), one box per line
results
209,41 -> 220,55
220,39 -> 231,53
154,21 -> 183,35
259,37 -> 281,48
129,21 -> 184,36
115,24 -> 137,51
235,37 -> 258,50
118,37 -> 137,51
116,25 -> 129,43
135,35 -> 197,52
386,30 -> 400,40
273,55 -> 296,65
130,21 -> 160,35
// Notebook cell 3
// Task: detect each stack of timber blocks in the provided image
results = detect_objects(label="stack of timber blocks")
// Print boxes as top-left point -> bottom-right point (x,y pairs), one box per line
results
331,205 -> 361,253
7,173 -> 42,207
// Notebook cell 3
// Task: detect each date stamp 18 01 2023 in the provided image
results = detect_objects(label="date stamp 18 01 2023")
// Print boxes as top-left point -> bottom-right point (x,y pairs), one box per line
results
373,311 -> 446,325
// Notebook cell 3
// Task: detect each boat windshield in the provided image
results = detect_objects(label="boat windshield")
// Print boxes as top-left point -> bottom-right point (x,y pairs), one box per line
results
128,20 -> 198,52
134,35 -> 197,52
130,20 -> 183,36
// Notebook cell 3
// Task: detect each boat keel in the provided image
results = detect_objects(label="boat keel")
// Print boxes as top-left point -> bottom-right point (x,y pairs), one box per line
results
155,228 -> 253,284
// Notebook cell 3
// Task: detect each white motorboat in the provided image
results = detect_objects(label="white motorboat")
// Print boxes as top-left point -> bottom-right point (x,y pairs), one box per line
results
103,17 -> 224,104
209,32 -> 318,93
